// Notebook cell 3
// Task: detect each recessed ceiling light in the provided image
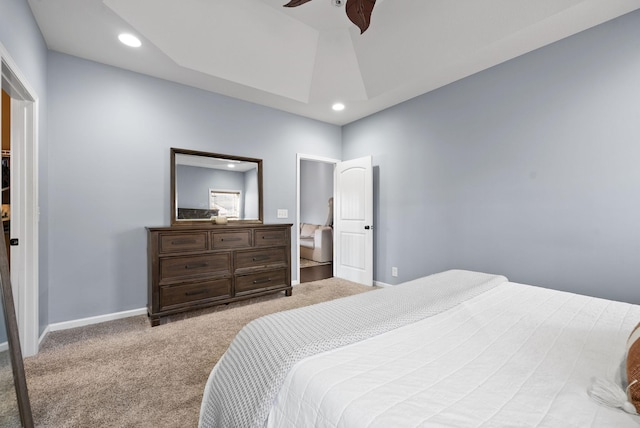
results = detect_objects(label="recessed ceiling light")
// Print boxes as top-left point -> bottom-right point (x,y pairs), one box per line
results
332,103 -> 345,112
227,164 -> 236,168
118,33 -> 142,48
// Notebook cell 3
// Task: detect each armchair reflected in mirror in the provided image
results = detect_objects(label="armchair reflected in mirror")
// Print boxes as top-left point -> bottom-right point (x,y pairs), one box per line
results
0,231 -> 34,427
170,148 -> 263,225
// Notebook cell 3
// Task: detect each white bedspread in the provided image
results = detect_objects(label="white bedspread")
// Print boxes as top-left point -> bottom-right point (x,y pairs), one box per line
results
200,270 -> 506,427
267,281 -> 640,427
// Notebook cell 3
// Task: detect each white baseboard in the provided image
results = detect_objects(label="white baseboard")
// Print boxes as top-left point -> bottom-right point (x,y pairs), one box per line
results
35,285 -> 302,352
36,279 -> 376,338
38,326 -> 50,348
374,280 -> 393,287
42,283 -> 303,336
47,307 -> 148,333
0,341 -> 7,352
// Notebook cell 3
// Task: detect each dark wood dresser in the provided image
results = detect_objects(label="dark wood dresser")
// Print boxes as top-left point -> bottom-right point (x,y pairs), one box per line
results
147,223 -> 292,326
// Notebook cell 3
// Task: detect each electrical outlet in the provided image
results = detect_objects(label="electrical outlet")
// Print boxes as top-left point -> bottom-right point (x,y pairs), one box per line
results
277,209 -> 288,219
392,267 -> 398,277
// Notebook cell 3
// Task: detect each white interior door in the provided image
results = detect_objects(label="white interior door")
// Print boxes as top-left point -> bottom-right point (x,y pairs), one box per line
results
1,49 -> 39,357
334,156 -> 373,286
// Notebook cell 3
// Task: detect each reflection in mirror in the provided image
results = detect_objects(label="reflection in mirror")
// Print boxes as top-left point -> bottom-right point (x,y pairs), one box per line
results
171,148 -> 263,225
0,229 -> 33,427
1,296 -> 21,427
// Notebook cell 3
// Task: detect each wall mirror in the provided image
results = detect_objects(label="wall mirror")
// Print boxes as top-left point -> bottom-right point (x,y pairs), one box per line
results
0,231 -> 34,427
171,148 -> 263,225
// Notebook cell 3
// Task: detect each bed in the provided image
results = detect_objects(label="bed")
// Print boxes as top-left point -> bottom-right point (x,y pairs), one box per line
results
199,270 -> 640,427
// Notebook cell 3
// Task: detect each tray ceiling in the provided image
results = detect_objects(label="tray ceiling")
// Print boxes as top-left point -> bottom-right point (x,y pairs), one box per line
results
28,0 -> 640,125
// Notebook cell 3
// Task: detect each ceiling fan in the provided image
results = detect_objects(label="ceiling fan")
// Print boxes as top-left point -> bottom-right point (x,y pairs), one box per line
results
284,0 -> 377,34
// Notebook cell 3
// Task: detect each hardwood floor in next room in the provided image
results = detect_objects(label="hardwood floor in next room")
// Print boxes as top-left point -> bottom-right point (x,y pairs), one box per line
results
300,258 -> 332,283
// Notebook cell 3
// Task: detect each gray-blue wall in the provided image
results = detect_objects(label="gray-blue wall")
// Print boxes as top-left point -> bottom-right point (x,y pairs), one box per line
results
244,168 -> 259,219
0,0 -> 49,333
46,52 -> 341,323
4,2 -> 640,331
343,10 -> 640,304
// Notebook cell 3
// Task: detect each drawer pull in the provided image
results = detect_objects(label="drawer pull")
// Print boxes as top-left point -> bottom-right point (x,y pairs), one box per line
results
253,277 -> 272,285
172,239 -> 197,245
262,235 -> 279,240
185,289 -> 208,296
252,255 -> 270,262
185,262 -> 208,269
220,237 -> 242,242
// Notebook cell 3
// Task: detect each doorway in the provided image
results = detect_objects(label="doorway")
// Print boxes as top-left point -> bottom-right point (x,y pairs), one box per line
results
1,90 -> 10,261
1,46 -> 40,357
296,154 -> 339,284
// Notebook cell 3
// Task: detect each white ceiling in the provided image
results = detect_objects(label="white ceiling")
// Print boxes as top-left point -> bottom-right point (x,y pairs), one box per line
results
176,153 -> 257,172
27,0 -> 640,125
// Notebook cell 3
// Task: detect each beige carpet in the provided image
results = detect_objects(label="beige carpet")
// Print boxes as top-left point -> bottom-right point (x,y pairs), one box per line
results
24,278 -> 374,428
1,350 -> 21,427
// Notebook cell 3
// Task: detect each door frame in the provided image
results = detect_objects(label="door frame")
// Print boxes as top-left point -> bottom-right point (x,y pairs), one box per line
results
296,153 -> 340,285
1,43 -> 40,357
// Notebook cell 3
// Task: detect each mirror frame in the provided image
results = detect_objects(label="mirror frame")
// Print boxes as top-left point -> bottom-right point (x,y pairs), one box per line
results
0,230 -> 34,427
170,148 -> 264,225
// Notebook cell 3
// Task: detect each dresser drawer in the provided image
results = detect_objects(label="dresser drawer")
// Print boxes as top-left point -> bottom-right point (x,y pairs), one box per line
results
158,232 -> 207,253
211,231 -> 251,249
235,269 -> 287,295
255,229 -> 288,247
235,248 -> 287,270
159,253 -> 231,283
159,278 -> 232,310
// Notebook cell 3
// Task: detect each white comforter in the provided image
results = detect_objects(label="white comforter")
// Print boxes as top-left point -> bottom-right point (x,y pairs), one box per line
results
267,281 -> 640,427
200,270 -> 505,427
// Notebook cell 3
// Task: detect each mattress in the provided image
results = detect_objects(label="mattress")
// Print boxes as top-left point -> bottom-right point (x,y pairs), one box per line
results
267,281 -> 640,427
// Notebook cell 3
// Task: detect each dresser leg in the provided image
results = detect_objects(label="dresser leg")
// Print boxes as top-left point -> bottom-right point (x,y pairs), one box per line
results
150,316 -> 161,327
285,288 -> 292,297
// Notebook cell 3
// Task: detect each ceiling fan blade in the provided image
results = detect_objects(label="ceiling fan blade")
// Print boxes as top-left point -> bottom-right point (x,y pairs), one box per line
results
283,0 -> 314,7
346,0 -> 376,33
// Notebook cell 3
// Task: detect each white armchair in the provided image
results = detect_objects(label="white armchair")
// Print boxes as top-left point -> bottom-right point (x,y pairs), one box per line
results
299,223 -> 333,263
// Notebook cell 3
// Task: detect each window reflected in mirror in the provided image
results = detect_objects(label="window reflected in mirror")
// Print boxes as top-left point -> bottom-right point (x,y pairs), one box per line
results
210,190 -> 241,219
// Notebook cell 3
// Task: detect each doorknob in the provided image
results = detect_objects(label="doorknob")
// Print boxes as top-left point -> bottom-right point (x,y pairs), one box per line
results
364,225 -> 373,230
